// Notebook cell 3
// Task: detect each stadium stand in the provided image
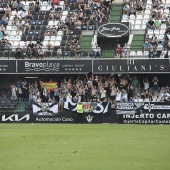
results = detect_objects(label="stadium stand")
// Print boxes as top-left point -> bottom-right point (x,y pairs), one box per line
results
0,0 -> 170,58
6,74 -> 170,111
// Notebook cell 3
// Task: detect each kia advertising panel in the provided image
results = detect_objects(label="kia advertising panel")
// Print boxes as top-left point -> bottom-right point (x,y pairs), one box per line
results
0,113 -> 31,123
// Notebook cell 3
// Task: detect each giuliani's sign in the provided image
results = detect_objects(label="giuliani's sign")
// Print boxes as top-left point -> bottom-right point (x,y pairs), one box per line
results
93,59 -> 170,73
98,22 -> 129,37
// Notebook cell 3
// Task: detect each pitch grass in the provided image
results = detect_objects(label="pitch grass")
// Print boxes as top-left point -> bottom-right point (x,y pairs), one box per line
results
0,124 -> 170,170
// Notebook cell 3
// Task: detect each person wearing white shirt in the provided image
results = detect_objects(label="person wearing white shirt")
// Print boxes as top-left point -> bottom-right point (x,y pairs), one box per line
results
116,90 -> 122,102
161,91 -> 170,101
121,89 -> 128,102
100,87 -> 106,101
21,11 -> 28,19
143,77 -> 150,91
93,44 -> 101,58
11,84 -> 18,97
57,46 -> 62,59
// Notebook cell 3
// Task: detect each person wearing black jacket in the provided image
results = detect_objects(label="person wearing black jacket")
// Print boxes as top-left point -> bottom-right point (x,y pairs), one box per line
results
15,45 -> 23,59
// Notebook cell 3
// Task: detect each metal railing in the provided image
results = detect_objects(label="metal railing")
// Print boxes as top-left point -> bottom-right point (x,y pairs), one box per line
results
0,47 -> 169,59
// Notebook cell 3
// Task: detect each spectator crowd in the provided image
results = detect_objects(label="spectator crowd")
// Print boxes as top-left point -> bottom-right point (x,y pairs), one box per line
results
10,74 -> 170,111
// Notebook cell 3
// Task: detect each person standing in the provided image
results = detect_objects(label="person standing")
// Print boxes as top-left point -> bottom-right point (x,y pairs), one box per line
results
116,44 -> 122,58
22,79 -> 28,102
54,85 -> 60,102
58,94 -> 64,112
76,102 -> 84,124
100,87 -> 106,101
152,76 -> 159,96
11,84 -> 18,100
132,76 -> 140,96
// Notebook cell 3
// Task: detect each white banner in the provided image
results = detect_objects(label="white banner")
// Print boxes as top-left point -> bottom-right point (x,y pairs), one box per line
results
32,103 -> 58,116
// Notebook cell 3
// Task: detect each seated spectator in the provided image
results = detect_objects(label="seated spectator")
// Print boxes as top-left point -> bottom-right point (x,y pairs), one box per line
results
1,14 -> 8,25
57,46 -> 62,59
29,0 -> 35,11
26,46 -> 34,58
65,16 -> 71,26
151,10 -> 157,19
27,11 -> 33,21
72,35 -> 79,44
46,40 -> 53,50
17,20 -> 24,34
4,41 -> 12,51
136,3 -> 143,14
156,43 -> 164,55
150,39 -> 157,48
0,31 -> 3,40
22,42 -> 28,58
161,91 -> 170,102
15,45 -> 23,59
49,10 -> 56,21
160,51 -> 166,58
34,0 -> 41,11
23,20 -> 31,35
56,4 -> 62,12
37,46 -> 44,59
4,5 -> 11,17
36,36 -> 42,46
82,14 -> 88,27
146,18 -> 155,30
75,45 -> 81,58
56,12 -> 62,20
144,41 -> 150,51
11,0 -> 19,12
0,24 -> 7,36
157,6 -> 163,19
28,41 -> 34,49
123,3 -> 130,15
12,14 -> 20,26
161,15 -> 168,24
148,47 -> 156,58
21,11 -> 28,20
93,44 -> 101,58
57,19 -> 64,31
74,19 -> 81,30
101,14 -> 108,22
116,44 -> 122,58
102,0 -> 111,12
84,4 -> 91,16
18,1 -> 25,11
122,43 -> 129,58
129,4 -> 136,16
44,26 -> 51,37
50,25 -> 57,36
1,38 -> 7,47
166,39 -> 170,50
62,24 -> 68,35
154,19 -> 161,29
52,0 -> 60,5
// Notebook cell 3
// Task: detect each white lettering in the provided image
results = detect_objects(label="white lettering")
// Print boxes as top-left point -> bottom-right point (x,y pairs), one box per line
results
2,114 -> 30,121
98,65 -> 102,71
